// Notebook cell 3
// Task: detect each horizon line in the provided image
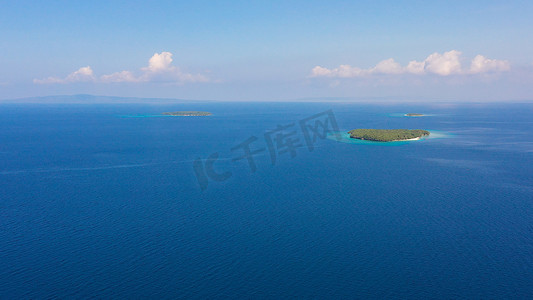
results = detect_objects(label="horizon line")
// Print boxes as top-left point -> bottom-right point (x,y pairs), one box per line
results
1,94 -> 533,104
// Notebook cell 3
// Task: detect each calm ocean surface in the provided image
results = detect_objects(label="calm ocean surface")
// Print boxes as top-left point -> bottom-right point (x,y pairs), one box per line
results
1,102 -> 532,298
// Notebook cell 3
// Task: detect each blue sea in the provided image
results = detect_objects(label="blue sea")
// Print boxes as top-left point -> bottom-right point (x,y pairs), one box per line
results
1,102 -> 532,298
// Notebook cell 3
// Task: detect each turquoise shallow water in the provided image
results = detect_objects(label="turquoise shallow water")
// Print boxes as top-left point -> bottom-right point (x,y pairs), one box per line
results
1,102 -> 532,298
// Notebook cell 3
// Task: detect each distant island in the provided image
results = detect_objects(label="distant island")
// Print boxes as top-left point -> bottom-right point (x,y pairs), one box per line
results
348,129 -> 430,142
405,113 -> 424,117
162,111 -> 212,116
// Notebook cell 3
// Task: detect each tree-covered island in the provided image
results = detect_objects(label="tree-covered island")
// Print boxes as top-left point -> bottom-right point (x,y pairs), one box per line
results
348,129 -> 430,142
162,111 -> 212,116
405,113 -> 424,116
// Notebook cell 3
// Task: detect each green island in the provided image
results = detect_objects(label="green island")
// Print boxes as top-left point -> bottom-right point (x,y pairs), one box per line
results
162,111 -> 212,116
405,113 -> 424,117
348,129 -> 430,142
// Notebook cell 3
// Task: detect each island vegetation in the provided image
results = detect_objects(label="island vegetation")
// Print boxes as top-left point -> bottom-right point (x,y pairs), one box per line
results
405,113 -> 424,117
348,129 -> 430,142
162,111 -> 212,116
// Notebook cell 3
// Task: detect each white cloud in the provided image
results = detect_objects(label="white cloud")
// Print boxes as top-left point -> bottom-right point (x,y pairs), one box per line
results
405,60 -> 425,74
311,59 -> 402,77
142,51 -> 175,73
35,52 -> 209,84
311,50 -> 510,78
336,65 -> 366,77
469,55 -> 510,74
370,58 -> 404,74
34,66 -> 95,84
311,66 -> 334,77
424,50 -> 462,75
112,51 -> 208,83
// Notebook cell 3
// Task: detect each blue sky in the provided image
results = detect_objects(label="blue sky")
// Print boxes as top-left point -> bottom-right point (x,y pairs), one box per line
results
1,0 -> 532,101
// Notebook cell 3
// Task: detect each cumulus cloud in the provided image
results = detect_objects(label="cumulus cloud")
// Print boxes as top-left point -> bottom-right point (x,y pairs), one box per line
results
371,58 -> 404,74
311,50 -> 510,78
405,60 -> 425,74
469,55 -> 511,74
142,51 -> 175,73
424,50 -> 462,75
134,52 -> 209,83
34,66 -> 95,84
310,66 -> 333,77
35,52 -> 209,84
